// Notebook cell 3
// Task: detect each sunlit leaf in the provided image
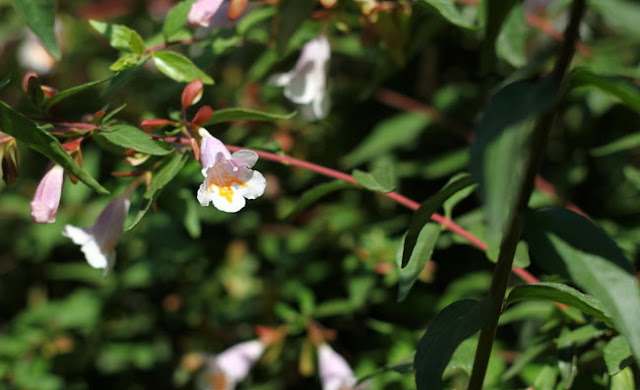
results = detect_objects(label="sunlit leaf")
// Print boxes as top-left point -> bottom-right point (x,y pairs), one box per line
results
604,336 -> 633,375
417,0 -> 478,29
89,20 -> 146,54
95,125 -> 174,156
352,166 -> 396,193
151,50 -> 214,84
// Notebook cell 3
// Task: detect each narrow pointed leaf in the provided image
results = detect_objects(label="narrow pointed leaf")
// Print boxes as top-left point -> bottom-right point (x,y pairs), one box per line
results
44,77 -> 113,111
352,166 -> 396,193
15,0 -> 60,59
572,68 -> 640,114
163,0 -> 195,40
89,20 -> 146,54
397,223 -> 440,301
151,51 -> 214,84
0,101 -> 108,194
481,0 -> 518,71
505,282 -> 612,326
127,153 -> 188,230
95,125 -> 174,156
414,298 -> 497,390
402,173 -> 475,267
591,132 -> 640,157
524,208 -> 640,361
201,107 -> 295,125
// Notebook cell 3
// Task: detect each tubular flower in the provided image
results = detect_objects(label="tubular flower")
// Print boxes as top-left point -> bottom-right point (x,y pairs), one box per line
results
0,133 -> 18,185
197,339 -> 265,390
62,183 -> 137,273
197,129 -> 266,213
188,0 -> 225,27
30,164 -> 64,223
271,35 -> 331,121
318,344 -> 368,390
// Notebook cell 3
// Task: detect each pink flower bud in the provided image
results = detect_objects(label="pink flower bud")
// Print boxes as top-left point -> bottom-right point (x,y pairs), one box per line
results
318,344 -> 368,390
197,340 -> 265,390
181,78 -> 204,109
187,0 -> 225,28
30,164 -> 64,224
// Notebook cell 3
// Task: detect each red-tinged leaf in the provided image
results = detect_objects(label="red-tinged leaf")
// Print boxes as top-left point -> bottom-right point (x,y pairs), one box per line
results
191,105 -> 213,125
228,0 -> 249,20
181,78 -> 203,109
140,119 -> 178,132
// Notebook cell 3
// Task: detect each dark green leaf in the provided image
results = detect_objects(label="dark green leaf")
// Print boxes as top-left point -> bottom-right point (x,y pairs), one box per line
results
471,77 -> 558,253
44,77 -> 113,112
352,166 -> 396,193
201,107 -> 295,125
482,0 -> 518,71
237,6 -> 276,35
95,125 -> 173,156
505,282 -> 612,326
344,112 -> 431,168
282,180 -> 354,218
162,0 -> 195,41
417,0 -> 478,29
0,101 -> 108,194
127,153 -> 188,230
397,223 -> 440,301
89,20 -> 146,54
414,298 -> 497,390
604,336 -> 633,375
0,75 -> 10,91
572,68 -> 640,114
15,0 -> 60,59
275,0 -> 315,54
523,207 -> 640,361
591,132 -> 640,157
402,173 -> 475,267
151,50 -> 214,84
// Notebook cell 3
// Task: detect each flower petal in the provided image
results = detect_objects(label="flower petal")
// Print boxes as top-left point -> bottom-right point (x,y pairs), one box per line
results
231,150 -> 259,168
318,344 -> 357,390
238,170 -> 266,200
188,0 -> 225,27
215,340 -> 265,383
30,164 -> 64,223
199,128 -> 231,174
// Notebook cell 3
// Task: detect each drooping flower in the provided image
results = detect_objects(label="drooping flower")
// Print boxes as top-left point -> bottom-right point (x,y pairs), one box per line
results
271,35 -> 331,121
0,132 -> 18,185
197,129 -> 266,213
318,344 -> 368,390
30,164 -> 64,223
62,181 -> 138,273
188,0 -> 249,29
197,339 -> 265,390
188,0 -> 225,27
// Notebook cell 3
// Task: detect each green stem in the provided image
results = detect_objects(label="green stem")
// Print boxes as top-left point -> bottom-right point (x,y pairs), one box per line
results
466,0 -> 587,388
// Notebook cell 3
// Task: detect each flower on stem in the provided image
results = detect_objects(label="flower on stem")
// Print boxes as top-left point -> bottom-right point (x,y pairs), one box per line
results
188,0 -> 248,29
197,339 -> 265,390
62,180 -> 140,273
271,35 -> 331,121
318,344 -> 367,390
30,164 -> 64,223
197,128 -> 266,213
0,133 -> 18,185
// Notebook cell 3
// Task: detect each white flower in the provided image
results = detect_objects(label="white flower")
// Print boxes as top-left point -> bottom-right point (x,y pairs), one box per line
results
17,29 -> 57,75
30,164 -> 64,223
197,129 -> 266,213
271,35 -> 331,121
318,344 -> 368,390
62,184 -> 137,273
197,340 -> 265,390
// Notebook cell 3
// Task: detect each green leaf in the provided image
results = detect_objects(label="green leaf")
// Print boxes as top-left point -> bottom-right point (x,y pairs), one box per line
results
402,174 -> 475,267
397,223 -> 440,301
481,0 -> 518,70
275,0 -> 315,54
417,0 -> 478,29
94,125 -> 174,155
588,0 -> 640,40
44,77 -> 113,112
523,208 -> 640,361
572,68 -> 640,114
496,4 -> 527,68
471,77 -> 558,253
505,282 -> 612,326
89,20 -> 146,54
344,112 -> 431,168
282,180 -> 354,218
555,324 -> 606,346
201,107 -> 295,125
591,132 -> 640,157
352,166 -> 396,193
127,153 -> 188,230
109,54 -> 141,71
162,0 -> 195,41
604,336 -> 633,375
151,50 -> 214,84
0,101 -> 108,194
15,0 -> 60,59
611,367 -> 636,390
414,298 -> 497,390
0,75 -> 11,92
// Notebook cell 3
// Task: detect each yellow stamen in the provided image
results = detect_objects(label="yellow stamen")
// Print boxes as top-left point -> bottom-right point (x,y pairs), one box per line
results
207,168 -> 247,203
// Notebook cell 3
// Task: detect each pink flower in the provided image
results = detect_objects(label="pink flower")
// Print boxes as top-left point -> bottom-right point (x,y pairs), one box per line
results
318,344 -> 368,390
271,35 -> 331,121
30,164 -> 64,223
197,128 -> 266,213
62,183 -> 138,273
197,340 -> 265,390
188,0 -> 225,27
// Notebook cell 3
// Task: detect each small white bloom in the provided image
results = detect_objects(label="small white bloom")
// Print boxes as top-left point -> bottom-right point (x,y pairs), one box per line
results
197,129 -> 266,213
197,340 -> 265,390
271,35 -> 331,121
62,184 -> 136,273
318,344 -> 368,390
17,29 -> 57,75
